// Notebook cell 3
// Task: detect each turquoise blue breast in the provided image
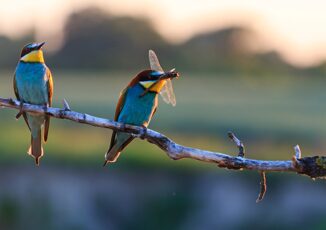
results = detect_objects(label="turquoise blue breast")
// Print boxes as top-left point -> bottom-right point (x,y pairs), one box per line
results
118,84 -> 158,126
15,62 -> 49,104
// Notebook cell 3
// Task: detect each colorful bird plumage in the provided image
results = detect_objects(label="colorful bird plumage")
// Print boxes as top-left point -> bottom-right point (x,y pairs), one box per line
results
104,50 -> 179,165
13,42 -> 53,165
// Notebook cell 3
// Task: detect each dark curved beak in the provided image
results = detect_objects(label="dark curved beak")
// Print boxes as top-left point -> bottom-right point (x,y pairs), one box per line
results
37,42 -> 45,50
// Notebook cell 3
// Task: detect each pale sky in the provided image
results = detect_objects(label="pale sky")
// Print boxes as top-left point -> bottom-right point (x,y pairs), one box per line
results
0,0 -> 325,66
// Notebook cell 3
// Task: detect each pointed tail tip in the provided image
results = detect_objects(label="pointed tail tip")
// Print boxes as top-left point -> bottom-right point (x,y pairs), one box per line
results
102,160 -> 109,167
35,157 -> 40,166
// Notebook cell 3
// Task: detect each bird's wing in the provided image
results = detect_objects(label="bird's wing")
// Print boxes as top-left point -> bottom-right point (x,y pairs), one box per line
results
114,87 -> 128,121
13,72 -> 31,130
108,87 -> 129,151
148,107 -> 157,126
13,73 -> 20,100
46,67 -> 53,107
44,67 -> 53,142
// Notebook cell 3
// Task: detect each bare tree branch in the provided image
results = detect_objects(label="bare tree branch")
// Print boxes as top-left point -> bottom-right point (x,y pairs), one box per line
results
1,97 -> 326,180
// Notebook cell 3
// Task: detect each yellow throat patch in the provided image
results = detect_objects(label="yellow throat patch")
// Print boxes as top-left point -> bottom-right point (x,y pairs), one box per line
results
139,80 -> 166,93
20,50 -> 44,63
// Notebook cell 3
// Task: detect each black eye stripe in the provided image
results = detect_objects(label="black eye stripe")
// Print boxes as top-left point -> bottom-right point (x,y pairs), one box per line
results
20,47 -> 33,57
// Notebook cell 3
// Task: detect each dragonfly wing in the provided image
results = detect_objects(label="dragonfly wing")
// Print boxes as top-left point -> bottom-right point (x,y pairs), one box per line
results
160,84 -> 170,104
160,79 -> 176,106
149,50 -> 164,72
149,50 -> 176,106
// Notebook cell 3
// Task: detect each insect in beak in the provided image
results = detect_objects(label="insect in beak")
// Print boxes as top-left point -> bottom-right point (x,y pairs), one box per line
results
139,69 -> 180,98
159,68 -> 180,80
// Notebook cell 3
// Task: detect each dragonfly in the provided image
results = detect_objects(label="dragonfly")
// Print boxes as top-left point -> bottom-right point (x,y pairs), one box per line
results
148,50 -> 178,106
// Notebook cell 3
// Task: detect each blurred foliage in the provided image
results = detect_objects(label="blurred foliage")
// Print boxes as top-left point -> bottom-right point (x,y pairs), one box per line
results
0,7 -> 324,75
0,33 -> 35,70
50,8 -> 168,70
0,197 -> 19,229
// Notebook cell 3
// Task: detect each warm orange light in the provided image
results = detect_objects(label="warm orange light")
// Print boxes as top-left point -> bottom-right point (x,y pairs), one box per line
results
0,0 -> 324,66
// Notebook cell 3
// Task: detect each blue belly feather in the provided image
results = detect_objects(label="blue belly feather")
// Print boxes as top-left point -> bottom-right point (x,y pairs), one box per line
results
15,62 -> 49,137
15,62 -> 49,105
118,84 -> 158,126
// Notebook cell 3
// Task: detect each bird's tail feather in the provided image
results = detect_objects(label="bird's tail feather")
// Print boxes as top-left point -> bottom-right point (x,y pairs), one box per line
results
104,136 -> 134,164
105,146 -> 122,163
28,129 -> 43,166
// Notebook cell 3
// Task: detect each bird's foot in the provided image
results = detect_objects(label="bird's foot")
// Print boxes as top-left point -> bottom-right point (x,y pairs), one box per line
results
140,125 -> 147,140
9,98 -> 15,104
15,102 -> 24,120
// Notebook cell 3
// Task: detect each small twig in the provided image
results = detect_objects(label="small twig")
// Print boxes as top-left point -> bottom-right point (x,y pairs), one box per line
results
292,145 -> 302,169
62,99 -> 71,111
256,171 -> 267,202
228,131 -> 245,157
294,145 -> 301,159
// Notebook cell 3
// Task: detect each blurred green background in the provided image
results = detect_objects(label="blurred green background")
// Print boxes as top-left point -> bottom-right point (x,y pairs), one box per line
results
0,4 -> 326,230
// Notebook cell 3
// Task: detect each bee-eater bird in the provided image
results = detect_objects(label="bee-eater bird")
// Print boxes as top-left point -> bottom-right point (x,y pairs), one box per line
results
13,42 -> 53,165
104,50 -> 179,166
